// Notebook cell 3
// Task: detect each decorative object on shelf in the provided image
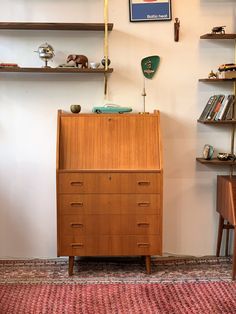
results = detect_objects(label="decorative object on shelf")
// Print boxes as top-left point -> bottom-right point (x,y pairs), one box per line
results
89,62 -> 100,69
70,104 -> 81,114
0,63 -> 19,68
92,103 -> 132,114
66,54 -> 88,68
101,57 -> 111,67
129,0 -> 172,22
217,153 -> 236,161
203,144 -> 214,160
141,55 -> 160,113
218,63 -> 236,79
35,42 -> 54,68
58,64 -> 76,68
174,18 -> 180,42
208,70 -> 217,79
218,63 -> 236,72
211,26 -> 226,34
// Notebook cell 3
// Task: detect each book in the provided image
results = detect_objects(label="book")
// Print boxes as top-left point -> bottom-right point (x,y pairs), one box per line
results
207,95 -> 224,120
223,95 -> 235,120
216,95 -> 234,120
198,95 -> 217,121
215,95 -> 230,120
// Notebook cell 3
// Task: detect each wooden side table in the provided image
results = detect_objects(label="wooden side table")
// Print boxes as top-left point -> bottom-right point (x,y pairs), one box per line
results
216,175 -> 236,280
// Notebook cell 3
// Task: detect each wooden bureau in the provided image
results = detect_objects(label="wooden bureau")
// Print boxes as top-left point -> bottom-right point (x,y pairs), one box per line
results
56,110 -> 163,275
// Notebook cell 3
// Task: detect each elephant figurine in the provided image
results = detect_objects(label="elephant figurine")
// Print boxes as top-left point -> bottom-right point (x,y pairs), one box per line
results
66,54 -> 88,68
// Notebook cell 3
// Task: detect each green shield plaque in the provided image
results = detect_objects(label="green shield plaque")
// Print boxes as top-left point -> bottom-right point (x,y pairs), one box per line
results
141,55 -> 160,79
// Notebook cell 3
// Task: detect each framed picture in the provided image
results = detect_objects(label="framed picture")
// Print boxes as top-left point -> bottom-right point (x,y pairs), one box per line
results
129,0 -> 172,22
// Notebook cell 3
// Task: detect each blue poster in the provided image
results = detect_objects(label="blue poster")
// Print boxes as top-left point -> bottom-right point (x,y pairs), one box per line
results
129,0 -> 172,22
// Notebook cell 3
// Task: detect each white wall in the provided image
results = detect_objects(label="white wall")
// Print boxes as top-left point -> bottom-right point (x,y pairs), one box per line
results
0,0 -> 235,258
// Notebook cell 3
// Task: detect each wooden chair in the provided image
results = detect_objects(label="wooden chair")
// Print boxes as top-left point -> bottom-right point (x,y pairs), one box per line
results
216,175 -> 236,280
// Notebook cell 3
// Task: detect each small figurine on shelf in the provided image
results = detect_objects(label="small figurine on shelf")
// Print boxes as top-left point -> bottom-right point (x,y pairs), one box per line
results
174,18 -> 180,42
208,70 -> 217,79
66,54 -> 88,68
211,26 -> 226,34
35,43 -> 54,68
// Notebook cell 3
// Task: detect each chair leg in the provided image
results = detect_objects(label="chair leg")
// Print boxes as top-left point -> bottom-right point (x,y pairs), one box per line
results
216,215 -> 224,257
225,222 -> 230,256
232,228 -> 236,280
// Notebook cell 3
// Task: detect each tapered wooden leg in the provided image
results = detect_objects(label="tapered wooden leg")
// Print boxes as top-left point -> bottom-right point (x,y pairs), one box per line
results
225,222 -> 230,256
69,256 -> 74,276
233,228 -> 236,280
216,215 -> 224,257
145,256 -> 151,274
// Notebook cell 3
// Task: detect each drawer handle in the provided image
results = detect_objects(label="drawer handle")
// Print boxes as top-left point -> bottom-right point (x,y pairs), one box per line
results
70,181 -> 84,186
70,223 -> 84,228
137,223 -> 150,227
137,243 -> 150,248
71,243 -> 84,248
138,181 -> 150,186
70,202 -> 83,207
137,202 -> 150,207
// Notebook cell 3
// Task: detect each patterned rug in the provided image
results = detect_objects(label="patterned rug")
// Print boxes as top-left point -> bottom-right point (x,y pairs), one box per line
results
0,256 -> 235,313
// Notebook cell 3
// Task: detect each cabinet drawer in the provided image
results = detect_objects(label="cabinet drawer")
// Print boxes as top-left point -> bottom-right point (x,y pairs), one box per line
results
59,194 -> 161,215
60,236 -> 110,256
60,214 -> 161,236
58,172 -> 161,194
110,235 -> 162,255
59,235 -> 161,256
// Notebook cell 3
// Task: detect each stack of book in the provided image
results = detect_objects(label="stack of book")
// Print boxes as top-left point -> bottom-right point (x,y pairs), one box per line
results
198,94 -> 235,121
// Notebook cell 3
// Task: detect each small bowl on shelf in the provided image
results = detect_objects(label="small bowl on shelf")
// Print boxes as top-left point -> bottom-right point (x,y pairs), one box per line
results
217,153 -> 236,161
70,104 -> 81,114
89,62 -> 100,69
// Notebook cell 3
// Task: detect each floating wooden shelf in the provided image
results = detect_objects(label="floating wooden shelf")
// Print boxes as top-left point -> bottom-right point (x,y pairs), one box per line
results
0,67 -> 113,73
197,119 -> 236,124
0,22 -> 113,31
200,34 -> 236,40
196,158 -> 236,166
199,78 -> 236,82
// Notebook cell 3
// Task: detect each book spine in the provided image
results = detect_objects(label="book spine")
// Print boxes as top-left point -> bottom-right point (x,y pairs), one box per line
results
207,95 -> 224,120
221,95 -> 235,120
198,95 -> 216,121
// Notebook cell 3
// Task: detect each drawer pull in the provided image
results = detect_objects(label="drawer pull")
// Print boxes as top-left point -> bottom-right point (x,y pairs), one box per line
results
71,243 -> 84,248
137,243 -> 150,248
137,202 -> 150,207
70,223 -> 84,228
138,181 -> 150,186
70,202 -> 83,207
137,223 -> 150,227
70,181 -> 84,186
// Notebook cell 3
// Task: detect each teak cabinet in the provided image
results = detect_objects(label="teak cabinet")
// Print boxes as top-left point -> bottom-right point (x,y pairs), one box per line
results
56,110 -> 163,275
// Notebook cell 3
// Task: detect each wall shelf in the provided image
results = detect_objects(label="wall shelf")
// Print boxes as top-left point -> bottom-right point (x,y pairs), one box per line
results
197,119 -> 236,124
200,34 -> 236,40
0,22 -> 113,31
199,78 -> 236,82
196,158 -> 236,166
197,32 -> 236,169
0,67 -> 113,73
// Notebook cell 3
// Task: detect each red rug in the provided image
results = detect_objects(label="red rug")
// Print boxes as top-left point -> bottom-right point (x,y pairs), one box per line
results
0,282 -> 235,314
0,257 -> 235,313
